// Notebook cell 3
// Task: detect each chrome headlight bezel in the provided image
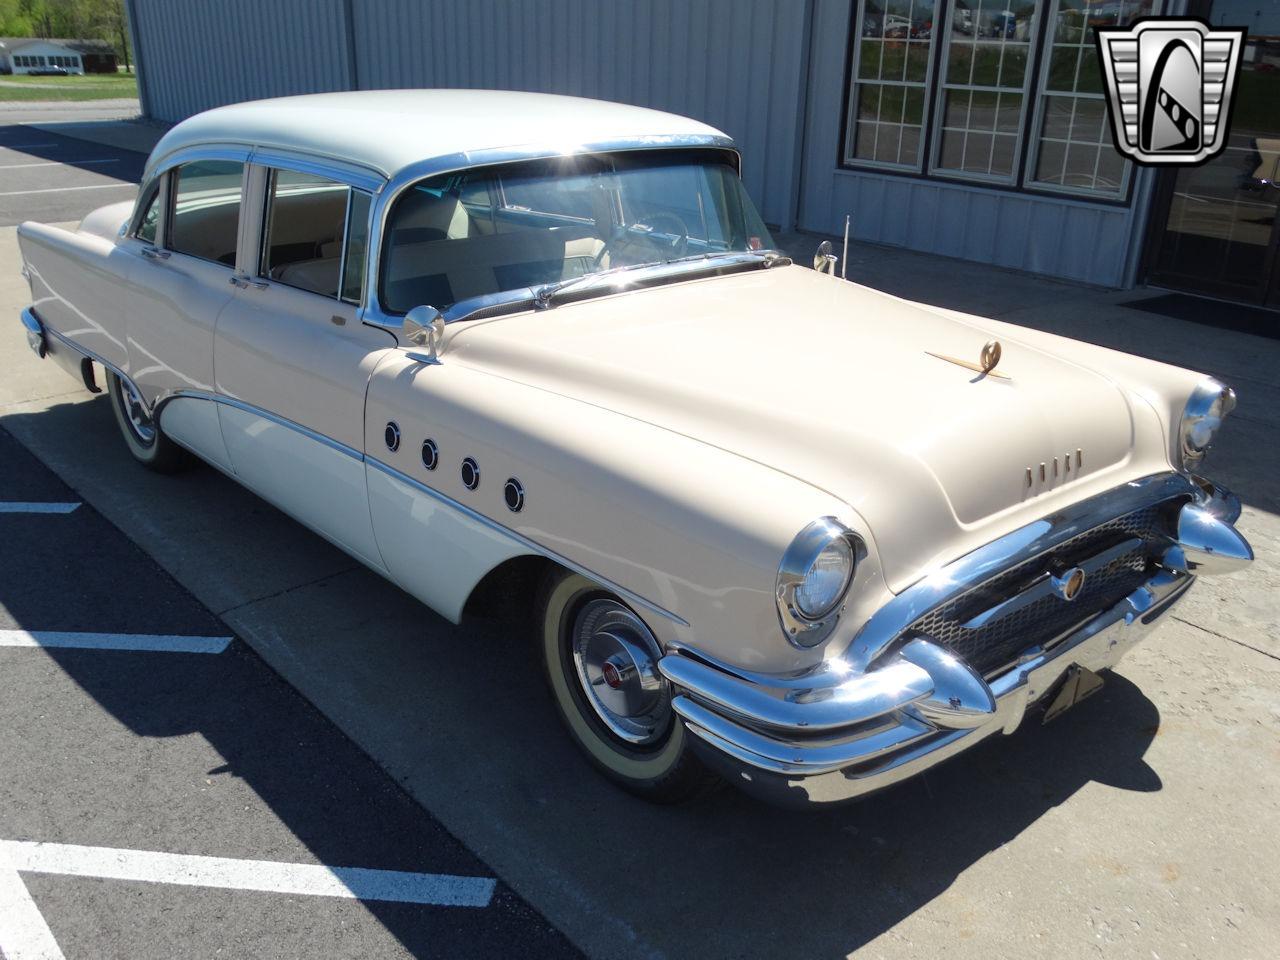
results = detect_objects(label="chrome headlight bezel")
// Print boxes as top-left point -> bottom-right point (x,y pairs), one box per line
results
1179,378 -> 1236,473
776,518 -> 861,649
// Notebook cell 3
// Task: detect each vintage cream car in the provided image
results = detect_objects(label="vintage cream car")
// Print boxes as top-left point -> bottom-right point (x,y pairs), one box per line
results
17,91 -> 1253,807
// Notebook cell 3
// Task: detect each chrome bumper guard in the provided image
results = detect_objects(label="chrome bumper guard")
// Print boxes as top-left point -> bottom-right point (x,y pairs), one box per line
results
658,475 -> 1252,808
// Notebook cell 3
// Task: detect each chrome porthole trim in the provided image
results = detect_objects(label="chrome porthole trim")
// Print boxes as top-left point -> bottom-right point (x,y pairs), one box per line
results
570,598 -> 671,746
503,477 -> 525,513
776,517 -> 860,649
384,421 -> 401,452
460,457 -> 480,491
420,438 -> 439,470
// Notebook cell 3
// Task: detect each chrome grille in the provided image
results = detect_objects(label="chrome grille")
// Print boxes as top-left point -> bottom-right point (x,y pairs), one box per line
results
907,498 -> 1185,678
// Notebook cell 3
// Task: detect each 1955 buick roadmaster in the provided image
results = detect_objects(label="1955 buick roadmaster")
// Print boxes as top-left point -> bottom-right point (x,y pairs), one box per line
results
17,91 -> 1254,807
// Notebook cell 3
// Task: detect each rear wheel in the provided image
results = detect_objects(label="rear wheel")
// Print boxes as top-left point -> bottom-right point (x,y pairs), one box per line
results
539,569 -> 719,803
107,370 -> 189,473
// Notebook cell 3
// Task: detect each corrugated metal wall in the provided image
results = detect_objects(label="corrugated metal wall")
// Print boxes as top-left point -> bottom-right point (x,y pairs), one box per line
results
128,0 -> 809,227
798,0 -> 1149,287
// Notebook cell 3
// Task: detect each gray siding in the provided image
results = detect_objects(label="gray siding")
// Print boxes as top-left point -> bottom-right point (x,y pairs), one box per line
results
129,0 -> 808,226
798,0 -> 1150,287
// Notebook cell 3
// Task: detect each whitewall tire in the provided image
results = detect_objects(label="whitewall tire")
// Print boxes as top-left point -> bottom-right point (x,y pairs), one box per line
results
539,569 -> 719,803
107,371 -> 189,473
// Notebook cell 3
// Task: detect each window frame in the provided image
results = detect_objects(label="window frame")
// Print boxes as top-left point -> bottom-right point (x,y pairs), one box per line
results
163,157 -> 249,269
130,176 -> 165,246
837,0 -> 1151,206
253,161 -> 376,306
842,0 -> 943,173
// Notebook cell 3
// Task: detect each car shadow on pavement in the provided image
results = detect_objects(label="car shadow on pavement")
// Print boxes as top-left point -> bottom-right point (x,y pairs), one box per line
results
5,397 -> 1166,960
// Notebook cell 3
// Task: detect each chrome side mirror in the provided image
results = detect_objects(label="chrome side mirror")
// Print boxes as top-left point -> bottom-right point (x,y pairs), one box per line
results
403,305 -> 445,364
813,240 -> 838,275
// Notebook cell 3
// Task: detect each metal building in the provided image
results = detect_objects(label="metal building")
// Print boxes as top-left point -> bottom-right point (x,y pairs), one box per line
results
125,0 -> 1280,310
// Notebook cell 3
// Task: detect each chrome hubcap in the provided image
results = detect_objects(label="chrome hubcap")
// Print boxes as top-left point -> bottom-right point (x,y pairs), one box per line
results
571,599 -> 670,746
118,378 -> 156,444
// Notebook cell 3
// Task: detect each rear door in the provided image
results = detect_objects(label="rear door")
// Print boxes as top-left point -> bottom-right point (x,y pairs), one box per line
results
213,161 -> 395,570
127,153 -> 249,470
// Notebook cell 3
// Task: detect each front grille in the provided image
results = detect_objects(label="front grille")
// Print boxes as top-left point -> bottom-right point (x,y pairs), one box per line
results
906,497 -> 1185,678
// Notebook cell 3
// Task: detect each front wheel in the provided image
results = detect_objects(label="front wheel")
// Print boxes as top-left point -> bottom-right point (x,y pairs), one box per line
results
539,569 -> 719,803
107,370 -> 190,473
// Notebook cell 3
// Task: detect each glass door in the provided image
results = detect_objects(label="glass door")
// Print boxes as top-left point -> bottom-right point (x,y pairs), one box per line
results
1146,1 -> 1280,308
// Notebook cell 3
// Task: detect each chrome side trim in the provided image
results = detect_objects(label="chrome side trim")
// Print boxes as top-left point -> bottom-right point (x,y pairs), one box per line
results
841,472 -> 1199,671
34,310 -> 140,396
153,390 -> 364,462
365,456 -> 689,627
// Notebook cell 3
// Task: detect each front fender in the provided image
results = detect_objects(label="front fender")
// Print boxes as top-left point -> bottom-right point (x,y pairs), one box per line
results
363,351 -> 891,674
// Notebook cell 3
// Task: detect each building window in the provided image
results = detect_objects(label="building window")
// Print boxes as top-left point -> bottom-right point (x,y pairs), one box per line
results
1026,0 -> 1156,197
932,0 -> 1041,182
844,0 -> 941,169
842,0 -> 1162,200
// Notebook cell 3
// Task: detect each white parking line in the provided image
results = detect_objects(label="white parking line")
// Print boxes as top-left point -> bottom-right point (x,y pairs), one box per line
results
0,630 -> 232,654
0,840 -> 496,960
0,847 -> 64,960
0,159 -> 120,170
1,839 -> 497,907
0,502 -> 81,514
0,183 -> 136,198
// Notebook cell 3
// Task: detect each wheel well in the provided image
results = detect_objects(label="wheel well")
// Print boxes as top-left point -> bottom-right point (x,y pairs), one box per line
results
461,554 -> 563,626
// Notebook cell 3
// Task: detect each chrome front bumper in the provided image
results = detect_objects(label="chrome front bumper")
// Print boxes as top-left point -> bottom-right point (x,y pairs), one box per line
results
658,475 -> 1252,808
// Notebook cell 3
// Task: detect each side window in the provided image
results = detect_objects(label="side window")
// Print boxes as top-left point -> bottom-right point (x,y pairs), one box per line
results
135,184 -> 161,244
169,159 -> 244,266
340,190 -> 372,304
261,169 -> 353,299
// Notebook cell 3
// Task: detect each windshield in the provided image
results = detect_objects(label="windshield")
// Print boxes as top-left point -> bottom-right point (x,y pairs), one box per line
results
379,150 -> 775,315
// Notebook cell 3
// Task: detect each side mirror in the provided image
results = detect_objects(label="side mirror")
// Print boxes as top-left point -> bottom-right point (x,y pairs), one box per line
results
813,240 -> 838,275
403,305 -> 445,364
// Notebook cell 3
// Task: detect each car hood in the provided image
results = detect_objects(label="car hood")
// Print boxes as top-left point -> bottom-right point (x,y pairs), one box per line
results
446,265 -> 1145,591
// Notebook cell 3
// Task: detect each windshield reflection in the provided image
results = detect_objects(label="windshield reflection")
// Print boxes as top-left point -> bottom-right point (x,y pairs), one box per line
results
379,150 -> 776,316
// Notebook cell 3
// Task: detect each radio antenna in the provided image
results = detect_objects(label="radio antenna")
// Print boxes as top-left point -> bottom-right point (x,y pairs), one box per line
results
841,214 -> 850,280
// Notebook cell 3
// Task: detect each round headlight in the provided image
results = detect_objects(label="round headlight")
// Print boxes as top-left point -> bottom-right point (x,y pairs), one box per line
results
777,518 -> 858,648
1179,378 -> 1236,472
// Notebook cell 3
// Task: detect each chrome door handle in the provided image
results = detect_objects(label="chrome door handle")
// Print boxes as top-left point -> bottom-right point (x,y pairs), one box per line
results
229,275 -> 269,289
140,246 -> 170,261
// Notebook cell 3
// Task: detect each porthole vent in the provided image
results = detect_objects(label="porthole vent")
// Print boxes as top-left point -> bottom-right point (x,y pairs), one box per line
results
421,438 -> 439,470
461,457 -> 480,491
384,421 -> 401,452
504,478 -> 525,513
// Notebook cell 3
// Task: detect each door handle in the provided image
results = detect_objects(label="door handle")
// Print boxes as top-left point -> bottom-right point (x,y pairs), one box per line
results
229,275 -> 269,289
140,246 -> 170,261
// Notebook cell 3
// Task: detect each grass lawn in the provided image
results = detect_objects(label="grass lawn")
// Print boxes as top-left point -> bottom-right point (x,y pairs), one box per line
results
0,71 -> 138,102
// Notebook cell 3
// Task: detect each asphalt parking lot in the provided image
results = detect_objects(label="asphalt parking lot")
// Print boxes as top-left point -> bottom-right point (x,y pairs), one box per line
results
1,110 -> 1278,960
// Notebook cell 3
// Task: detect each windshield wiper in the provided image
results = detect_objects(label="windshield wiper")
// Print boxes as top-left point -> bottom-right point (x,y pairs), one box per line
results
532,249 -> 789,310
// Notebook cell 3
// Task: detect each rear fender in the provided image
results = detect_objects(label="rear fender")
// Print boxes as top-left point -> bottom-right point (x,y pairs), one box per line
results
18,220 -> 135,379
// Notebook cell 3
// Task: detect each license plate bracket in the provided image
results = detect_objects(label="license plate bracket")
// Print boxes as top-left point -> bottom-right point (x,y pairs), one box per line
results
1042,664 -> 1105,724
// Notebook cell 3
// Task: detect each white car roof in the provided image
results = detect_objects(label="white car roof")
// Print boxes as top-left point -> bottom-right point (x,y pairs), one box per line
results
146,89 -> 732,182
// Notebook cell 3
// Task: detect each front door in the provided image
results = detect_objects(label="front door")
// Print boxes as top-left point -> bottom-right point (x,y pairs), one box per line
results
213,164 -> 394,571
1146,4 -> 1280,311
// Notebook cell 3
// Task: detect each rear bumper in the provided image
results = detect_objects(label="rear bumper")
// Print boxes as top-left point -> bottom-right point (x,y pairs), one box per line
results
658,475 -> 1251,808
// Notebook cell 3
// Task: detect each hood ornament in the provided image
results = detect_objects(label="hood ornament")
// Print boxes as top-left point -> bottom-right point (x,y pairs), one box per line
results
926,340 -> 1009,380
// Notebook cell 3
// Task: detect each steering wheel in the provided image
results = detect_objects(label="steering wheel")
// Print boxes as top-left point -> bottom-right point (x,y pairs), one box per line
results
595,211 -> 692,267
